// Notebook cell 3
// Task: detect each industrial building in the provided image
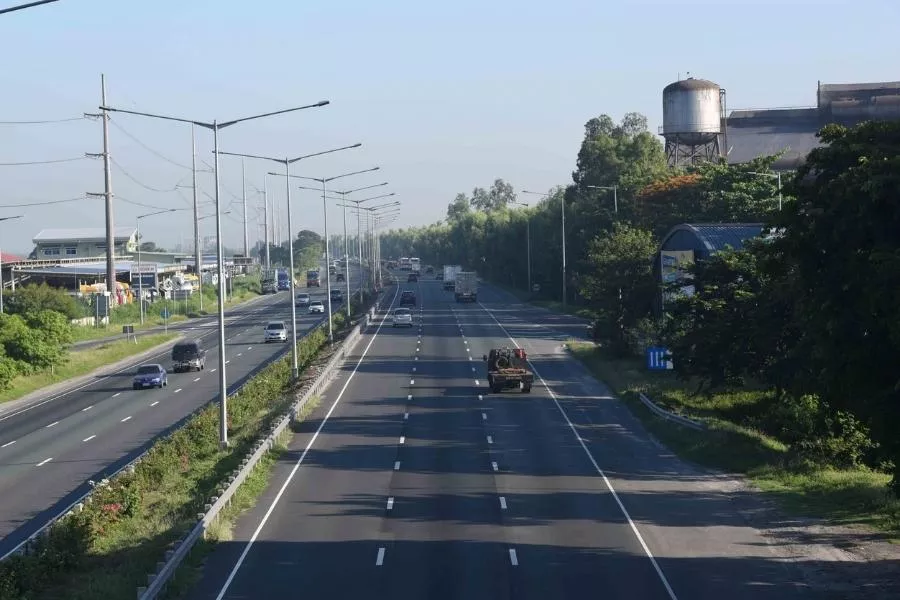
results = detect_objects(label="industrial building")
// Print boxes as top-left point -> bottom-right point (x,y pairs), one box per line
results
660,77 -> 900,170
30,227 -> 138,260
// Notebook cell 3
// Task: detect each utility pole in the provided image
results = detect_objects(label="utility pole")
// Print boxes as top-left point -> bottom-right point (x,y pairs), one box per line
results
263,179 -> 270,268
241,157 -> 249,257
101,75 -> 116,299
192,124 -> 203,311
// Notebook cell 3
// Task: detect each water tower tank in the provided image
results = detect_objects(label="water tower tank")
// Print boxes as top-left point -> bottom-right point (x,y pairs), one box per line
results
662,78 -> 722,145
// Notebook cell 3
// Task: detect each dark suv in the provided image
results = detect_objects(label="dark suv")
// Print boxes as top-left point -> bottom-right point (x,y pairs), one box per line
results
330,289 -> 343,303
407,273 -> 418,282
171,340 -> 206,373
399,290 -> 416,306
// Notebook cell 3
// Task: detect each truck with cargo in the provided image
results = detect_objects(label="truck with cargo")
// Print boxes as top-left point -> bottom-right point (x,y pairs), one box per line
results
443,265 -> 461,290
454,271 -> 477,302
483,347 -> 533,393
261,268 -> 277,294
306,269 -> 321,287
276,268 -> 291,291
410,257 -> 421,273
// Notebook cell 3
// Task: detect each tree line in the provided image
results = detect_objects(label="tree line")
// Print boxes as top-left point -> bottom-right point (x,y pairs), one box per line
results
381,114 -> 900,491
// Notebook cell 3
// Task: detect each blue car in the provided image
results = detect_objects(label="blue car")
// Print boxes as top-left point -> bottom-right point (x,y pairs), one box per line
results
133,363 -> 168,390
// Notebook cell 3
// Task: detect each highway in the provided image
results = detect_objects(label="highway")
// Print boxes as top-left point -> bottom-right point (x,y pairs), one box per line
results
187,273 -> 811,600
0,266 -> 363,557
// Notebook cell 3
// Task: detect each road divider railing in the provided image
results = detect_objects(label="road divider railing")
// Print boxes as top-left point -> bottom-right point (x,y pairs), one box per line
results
638,392 -> 706,430
135,292 -> 379,600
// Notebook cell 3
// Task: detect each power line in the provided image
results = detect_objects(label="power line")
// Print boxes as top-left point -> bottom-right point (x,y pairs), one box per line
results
0,0 -> 60,16
117,196 -> 179,211
109,117 -> 197,171
0,156 -> 86,166
0,196 -> 86,207
110,157 -> 182,193
0,116 -> 85,125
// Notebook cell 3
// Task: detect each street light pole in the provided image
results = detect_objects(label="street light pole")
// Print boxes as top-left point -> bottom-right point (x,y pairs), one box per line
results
748,171 -> 783,210
523,189 -> 565,305
102,99 -> 330,448
0,215 -> 24,313
191,124 -> 203,313
136,209 -> 177,324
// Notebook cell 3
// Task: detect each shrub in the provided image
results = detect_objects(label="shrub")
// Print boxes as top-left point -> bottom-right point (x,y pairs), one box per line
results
6,283 -> 86,320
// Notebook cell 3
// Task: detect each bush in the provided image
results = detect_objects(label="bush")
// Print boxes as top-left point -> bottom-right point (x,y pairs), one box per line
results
6,283 -> 86,320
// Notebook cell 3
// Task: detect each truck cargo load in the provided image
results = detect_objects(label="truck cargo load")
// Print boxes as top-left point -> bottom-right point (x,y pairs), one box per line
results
261,268 -> 277,294
443,265 -> 461,290
454,271 -> 477,302
306,269 -> 320,287
483,347 -> 534,393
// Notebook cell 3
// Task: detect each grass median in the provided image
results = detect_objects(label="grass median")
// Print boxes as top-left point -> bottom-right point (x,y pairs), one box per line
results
568,341 -> 900,540
0,292 -> 376,600
0,333 -> 179,406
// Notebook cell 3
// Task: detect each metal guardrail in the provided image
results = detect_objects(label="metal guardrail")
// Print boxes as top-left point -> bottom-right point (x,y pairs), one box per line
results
136,294 -> 384,599
638,392 -> 706,431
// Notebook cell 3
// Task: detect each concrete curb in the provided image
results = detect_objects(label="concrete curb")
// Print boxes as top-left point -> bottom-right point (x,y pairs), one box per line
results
0,334 -> 184,419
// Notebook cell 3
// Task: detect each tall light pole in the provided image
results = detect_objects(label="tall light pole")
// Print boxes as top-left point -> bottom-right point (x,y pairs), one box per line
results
748,171 -> 783,210
101,99 -> 330,447
219,143 -> 362,378
334,183 -> 389,309
283,168 -> 381,342
135,209 -> 178,324
523,189 -> 565,306
586,184 -> 618,215
0,215 -> 24,313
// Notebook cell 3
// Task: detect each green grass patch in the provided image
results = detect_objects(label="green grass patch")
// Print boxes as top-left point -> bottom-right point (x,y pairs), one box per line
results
0,333 -> 178,406
568,341 -> 900,540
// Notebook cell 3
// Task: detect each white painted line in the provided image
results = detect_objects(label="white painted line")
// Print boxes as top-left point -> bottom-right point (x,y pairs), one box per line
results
482,412 -> 487,420
471,367 -> 476,372
399,436 -> 406,445
464,340 -> 468,345
407,394 -> 412,401
193,377 -> 201,382
36,457 -> 52,467
487,435 -> 493,444
248,346 -> 253,350
82,405 -> 93,412
403,412 -> 409,420
475,380 -> 480,386
415,356 -> 419,361
46,421 -> 59,429
210,368 -> 217,372
112,392 -> 121,398
1,440 -> 15,448
478,301 -> 679,600
82,435 -> 96,442
386,497 -> 394,510
416,348 -> 420,353
174,388 -> 183,393
121,416 -> 132,422
412,367 -> 416,372
491,461 -> 499,472
150,401 -> 159,407
376,547 -> 385,566
478,395 -> 483,401
499,496 -> 507,510
410,379 -> 415,385
211,285 -> 401,600
509,549 -> 518,566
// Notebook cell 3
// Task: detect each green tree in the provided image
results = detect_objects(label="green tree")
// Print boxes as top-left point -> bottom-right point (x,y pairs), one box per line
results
0,313 -> 64,373
6,283 -> 85,320
446,193 -> 471,222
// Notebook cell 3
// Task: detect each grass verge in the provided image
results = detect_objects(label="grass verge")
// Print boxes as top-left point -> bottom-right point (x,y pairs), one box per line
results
567,341 -> 900,539
0,333 -> 179,406
490,281 -> 596,320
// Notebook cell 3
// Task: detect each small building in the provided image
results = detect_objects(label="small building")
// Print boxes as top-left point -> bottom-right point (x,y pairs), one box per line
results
31,227 -> 138,260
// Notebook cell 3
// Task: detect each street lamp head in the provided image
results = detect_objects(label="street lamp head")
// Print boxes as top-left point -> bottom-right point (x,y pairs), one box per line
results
315,101 -> 330,107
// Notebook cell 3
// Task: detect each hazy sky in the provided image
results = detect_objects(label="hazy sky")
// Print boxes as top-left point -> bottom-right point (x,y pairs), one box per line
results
1,0 -> 897,255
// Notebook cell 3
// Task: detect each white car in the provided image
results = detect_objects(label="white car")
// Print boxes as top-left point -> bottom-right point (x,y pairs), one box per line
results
264,321 -> 288,343
392,307 -> 413,327
295,293 -> 311,307
309,301 -> 325,314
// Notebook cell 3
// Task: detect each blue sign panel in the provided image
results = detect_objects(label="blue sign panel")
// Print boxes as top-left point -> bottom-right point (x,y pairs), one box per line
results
647,346 -> 673,371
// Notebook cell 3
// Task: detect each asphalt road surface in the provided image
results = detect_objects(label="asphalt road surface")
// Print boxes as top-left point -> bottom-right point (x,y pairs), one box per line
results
186,273 -> 815,600
0,267 -> 362,557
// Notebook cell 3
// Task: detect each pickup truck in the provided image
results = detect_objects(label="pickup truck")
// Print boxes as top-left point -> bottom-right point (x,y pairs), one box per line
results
483,347 -> 533,393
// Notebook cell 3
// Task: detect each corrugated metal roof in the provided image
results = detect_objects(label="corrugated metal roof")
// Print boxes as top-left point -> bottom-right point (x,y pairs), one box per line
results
662,223 -> 764,253
726,119 -> 821,169
33,227 -> 136,243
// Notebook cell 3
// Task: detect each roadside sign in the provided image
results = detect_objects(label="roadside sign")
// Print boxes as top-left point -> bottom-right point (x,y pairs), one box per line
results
647,346 -> 673,371
160,309 -> 170,319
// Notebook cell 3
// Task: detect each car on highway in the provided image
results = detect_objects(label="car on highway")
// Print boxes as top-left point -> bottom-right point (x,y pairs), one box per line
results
336,272 -> 345,282
263,321 -> 288,343
171,340 -> 206,372
295,293 -> 311,307
399,290 -> 416,306
407,273 -> 418,282
133,364 -> 168,390
309,300 -> 325,314
330,289 -> 343,303
426,266 -> 434,274
392,307 -> 413,327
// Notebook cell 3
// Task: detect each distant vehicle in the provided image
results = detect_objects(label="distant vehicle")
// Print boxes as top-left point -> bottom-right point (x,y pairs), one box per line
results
425,265 -> 434,274
336,272 -> 345,282
399,290 -> 416,306
329,265 -> 336,275
330,289 -> 343,303
435,273 -> 444,281
276,269 -> 291,291
309,300 -> 325,314
264,321 -> 288,343
261,268 -> 278,294
307,269 -> 320,287
133,364 -> 168,390
483,348 -> 533,393
171,340 -> 206,373
295,293 -> 311,307
443,265 -> 461,290
392,307 -> 413,327
454,271 -> 477,302
399,257 -> 411,271
410,257 -> 421,273
407,272 -> 418,283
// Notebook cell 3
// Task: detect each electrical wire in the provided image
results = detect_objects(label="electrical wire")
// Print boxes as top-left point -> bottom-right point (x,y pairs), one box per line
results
108,117 -> 195,171
110,157 -> 182,193
0,156 -> 86,166
117,196 -> 180,211
0,196 -> 87,207
0,116 -> 85,125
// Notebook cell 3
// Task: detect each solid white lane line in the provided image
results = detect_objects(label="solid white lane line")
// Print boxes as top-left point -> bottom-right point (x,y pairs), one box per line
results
487,435 -> 493,444
403,412 -> 409,420
112,392 -> 121,398
492,461 -> 499,472
399,436 -> 406,445
212,285 -> 400,600
83,435 -> 96,442
499,496 -> 507,510
509,549 -> 518,566
1,440 -> 15,448
175,388 -> 183,393
479,301 -> 679,600
36,457 -> 52,467
386,497 -> 394,510
121,416 -> 132,422
150,401 -> 159,407
376,547 -> 386,566
46,421 -> 59,428
82,405 -> 92,412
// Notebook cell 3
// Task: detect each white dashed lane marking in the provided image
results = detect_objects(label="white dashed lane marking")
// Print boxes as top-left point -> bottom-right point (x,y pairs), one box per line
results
1,440 -> 15,448
82,405 -> 92,412
487,435 -> 493,444
112,393 -> 121,398
386,497 -> 394,510
492,461 -> 499,472
83,435 -> 96,442
500,497 -> 507,510
394,461 -> 401,471
376,547 -> 386,566
121,416 -> 132,422
509,549 -> 519,566
46,421 -> 59,429
175,388 -> 183,393
36,457 -> 52,467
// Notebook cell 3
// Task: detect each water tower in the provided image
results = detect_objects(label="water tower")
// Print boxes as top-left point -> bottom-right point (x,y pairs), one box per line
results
661,77 -> 726,167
